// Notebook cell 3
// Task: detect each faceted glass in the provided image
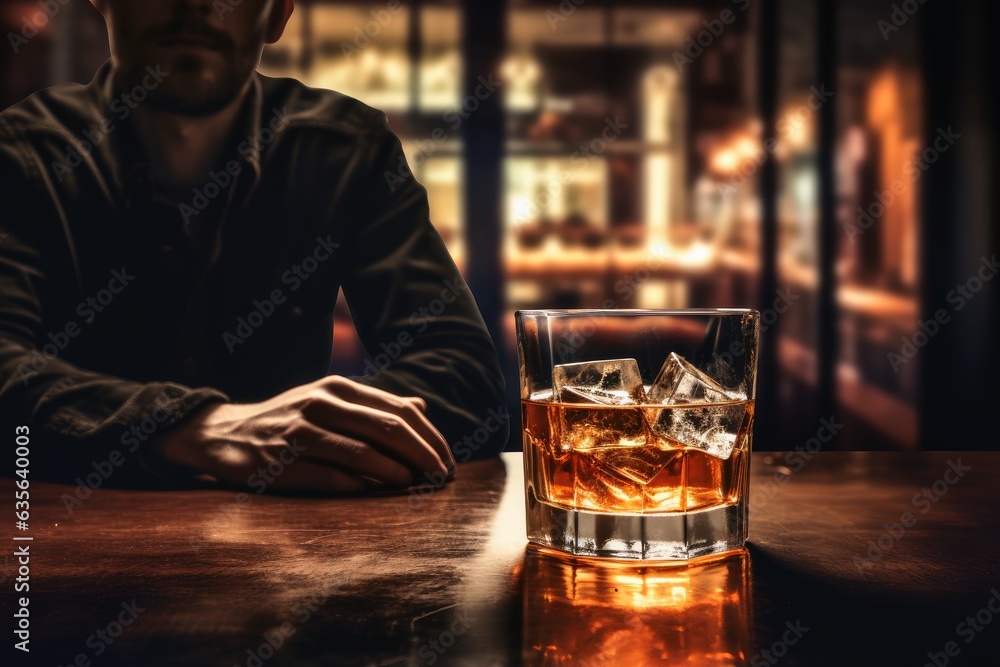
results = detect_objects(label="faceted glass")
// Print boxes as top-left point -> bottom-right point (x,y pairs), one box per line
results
516,309 -> 760,561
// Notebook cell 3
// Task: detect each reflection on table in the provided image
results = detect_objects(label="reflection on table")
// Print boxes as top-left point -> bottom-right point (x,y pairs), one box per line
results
522,545 -> 751,666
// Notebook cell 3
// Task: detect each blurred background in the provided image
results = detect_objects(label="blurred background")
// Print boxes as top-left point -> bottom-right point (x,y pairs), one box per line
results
1,0 -> 995,451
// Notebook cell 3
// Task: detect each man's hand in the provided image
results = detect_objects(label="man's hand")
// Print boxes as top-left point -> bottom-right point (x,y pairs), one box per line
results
151,376 -> 455,494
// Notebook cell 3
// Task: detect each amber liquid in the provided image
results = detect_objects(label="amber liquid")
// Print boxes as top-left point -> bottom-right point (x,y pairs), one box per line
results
522,395 -> 753,514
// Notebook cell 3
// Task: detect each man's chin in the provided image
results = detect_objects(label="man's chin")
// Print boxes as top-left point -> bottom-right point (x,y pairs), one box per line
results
117,57 -> 245,117
146,96 -> 238,117
141,81 -> 243,117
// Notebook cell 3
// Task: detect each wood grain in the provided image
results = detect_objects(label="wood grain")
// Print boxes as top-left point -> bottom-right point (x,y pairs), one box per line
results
4,452 -> 999,665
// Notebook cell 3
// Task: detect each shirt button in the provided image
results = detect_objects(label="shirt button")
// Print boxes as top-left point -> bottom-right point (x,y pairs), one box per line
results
291,306 -> 303,317
162,244 -> 174,253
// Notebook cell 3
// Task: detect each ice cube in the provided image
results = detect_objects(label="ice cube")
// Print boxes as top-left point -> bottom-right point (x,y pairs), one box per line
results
574,450 -> 645,511
558,404 -> 648,450
647,352 -> 739,404
645,353 -> 750,459
553,358 -> 647,405
643,403 -> 751,460
591,446 -> 681,486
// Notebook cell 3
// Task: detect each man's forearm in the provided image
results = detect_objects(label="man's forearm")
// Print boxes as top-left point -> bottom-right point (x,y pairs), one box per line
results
0,335 -> 229,479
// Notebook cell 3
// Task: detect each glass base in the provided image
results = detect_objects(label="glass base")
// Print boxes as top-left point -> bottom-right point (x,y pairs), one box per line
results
526,489 -> 747,561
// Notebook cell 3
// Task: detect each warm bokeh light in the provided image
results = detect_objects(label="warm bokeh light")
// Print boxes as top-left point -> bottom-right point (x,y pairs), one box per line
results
0,0 -> 940,451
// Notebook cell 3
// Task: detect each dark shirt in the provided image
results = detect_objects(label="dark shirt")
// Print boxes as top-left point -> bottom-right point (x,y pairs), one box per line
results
0,62 -> 507,482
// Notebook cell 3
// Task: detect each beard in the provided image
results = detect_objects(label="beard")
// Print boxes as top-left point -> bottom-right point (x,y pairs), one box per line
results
116,54 -> 249,117
114,12 -> 253,117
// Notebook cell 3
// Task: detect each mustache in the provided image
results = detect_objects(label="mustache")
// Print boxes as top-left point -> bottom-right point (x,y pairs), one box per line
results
143,16 -> 234,53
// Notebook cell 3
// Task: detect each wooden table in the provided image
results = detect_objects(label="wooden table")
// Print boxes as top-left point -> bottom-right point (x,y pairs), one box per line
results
5,452 -> 1000,666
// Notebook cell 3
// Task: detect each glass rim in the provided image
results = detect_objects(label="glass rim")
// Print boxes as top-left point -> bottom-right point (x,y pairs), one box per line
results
515,308 -> 759,317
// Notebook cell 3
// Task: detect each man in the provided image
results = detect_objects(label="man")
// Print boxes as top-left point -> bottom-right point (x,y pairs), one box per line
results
0,0 -> 507,492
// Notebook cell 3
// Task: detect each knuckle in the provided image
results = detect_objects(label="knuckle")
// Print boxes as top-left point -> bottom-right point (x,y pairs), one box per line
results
299,393 -> 329,417
403,404 -> 424,423
282,419 -> 310,440
376,413 -> 404,435
325,375 -> 350,391
298,400 -> 317,418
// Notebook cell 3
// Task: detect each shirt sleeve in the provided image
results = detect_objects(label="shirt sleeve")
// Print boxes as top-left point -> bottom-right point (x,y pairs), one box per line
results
339,118 -> 509,461
0,135 -> 228,482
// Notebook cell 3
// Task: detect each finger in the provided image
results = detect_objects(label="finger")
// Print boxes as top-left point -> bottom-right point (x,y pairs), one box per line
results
304,396 -> 448,478
338,380 -> 456,475
290,422 -> 414,487
321,378 -> 455,471
395,400 -> 455,473
396,399 -> 455,471
334,401 -> 448,478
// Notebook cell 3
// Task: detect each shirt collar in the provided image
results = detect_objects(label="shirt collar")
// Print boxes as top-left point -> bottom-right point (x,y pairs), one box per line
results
91,60 -> 265,207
